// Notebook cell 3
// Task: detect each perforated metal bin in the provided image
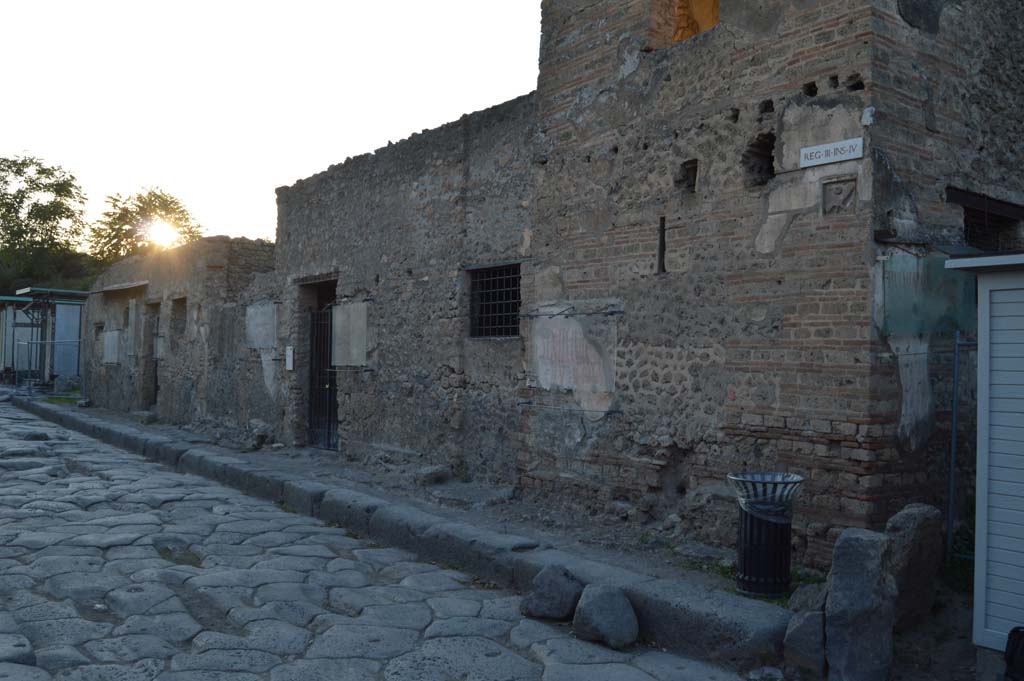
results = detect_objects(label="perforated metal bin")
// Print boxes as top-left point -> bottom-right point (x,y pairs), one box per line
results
726,472 -> 805,598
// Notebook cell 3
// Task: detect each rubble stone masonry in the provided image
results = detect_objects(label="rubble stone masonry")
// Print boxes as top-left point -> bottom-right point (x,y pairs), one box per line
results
83,238 -> 275,429
83,0 -> 1024,566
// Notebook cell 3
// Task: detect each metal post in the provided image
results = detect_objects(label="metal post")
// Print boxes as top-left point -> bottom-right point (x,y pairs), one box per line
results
947,330 -> 979,562
947,330 -> 961,561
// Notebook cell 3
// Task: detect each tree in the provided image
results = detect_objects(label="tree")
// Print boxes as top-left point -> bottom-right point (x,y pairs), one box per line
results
89,188 -> 204,262
0,156 -> 87,255
0,156 -> 97,292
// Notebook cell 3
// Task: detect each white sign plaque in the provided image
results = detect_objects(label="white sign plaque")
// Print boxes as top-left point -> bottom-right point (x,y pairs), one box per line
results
800,138 -> 864,169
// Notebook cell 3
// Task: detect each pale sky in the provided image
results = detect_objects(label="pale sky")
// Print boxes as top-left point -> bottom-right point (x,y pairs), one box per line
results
1,1 -> 542,242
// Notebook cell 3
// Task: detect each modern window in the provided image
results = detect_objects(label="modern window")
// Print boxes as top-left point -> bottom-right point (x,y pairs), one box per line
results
469,264 -> 521,338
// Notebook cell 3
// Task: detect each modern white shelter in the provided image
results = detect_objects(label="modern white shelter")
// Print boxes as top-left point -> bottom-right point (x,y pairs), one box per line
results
946,253 -> 1024,651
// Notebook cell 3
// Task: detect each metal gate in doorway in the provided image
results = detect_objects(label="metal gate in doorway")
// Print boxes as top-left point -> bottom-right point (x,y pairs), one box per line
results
309,306 -> 339,450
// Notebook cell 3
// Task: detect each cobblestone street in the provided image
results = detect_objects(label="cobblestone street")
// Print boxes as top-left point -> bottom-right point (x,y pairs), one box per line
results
0,405 -> 736,681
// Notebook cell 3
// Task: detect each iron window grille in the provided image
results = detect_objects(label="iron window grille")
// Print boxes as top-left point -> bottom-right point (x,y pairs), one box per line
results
948,187 -> 1024,254
964,207 -> 1023,253
469,264 -> 521,338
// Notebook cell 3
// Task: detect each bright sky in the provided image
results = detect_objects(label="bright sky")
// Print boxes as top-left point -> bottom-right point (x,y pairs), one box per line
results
1,2 -> 542,242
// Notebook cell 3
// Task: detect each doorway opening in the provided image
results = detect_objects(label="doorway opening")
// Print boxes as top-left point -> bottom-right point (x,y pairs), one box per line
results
142,303 -> 161,408
302,280 -> 338,450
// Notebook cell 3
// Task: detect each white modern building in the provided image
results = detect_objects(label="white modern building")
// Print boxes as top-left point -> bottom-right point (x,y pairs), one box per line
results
946,254 -> 1024,652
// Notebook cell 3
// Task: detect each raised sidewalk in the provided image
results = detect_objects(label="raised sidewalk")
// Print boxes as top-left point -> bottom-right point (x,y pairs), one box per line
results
13,395 -> 791,670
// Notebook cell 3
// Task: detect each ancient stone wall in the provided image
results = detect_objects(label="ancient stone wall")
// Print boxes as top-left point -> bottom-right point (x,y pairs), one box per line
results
80,0 -> 1019,567
515,0 -> 881,566
82,237 -> 275,433
274,95 -> 537,475
863,0 -> 1024,537
269,0 -> 997,566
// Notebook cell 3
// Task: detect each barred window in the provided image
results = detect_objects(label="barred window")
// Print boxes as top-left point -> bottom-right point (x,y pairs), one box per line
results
469,264 -> 521,338
948,187 -> 1024,254
964,208 -> 1023,253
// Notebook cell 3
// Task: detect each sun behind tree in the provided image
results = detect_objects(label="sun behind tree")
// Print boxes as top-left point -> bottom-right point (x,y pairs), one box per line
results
89,188 -> 203,263
146,218 -> 182,248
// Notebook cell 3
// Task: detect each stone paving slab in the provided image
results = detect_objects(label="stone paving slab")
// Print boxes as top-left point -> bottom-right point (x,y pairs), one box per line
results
10,397 -> 790,672
0,403 -> 753,680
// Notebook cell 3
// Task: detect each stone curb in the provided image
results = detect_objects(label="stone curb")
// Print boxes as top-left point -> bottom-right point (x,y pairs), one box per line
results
12,396 -> 790,669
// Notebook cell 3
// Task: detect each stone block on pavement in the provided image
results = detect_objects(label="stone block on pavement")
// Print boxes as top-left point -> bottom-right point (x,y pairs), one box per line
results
511,549 -> 649,592
783,610 -> 825,678
418,521 -> 538,585
884,503 -> 942,630
825,528 -> 897,681
788,582 -> 827,612
281,480 -> 333,516
573,585 -> 638,650
625,578 -> 789,668
368,505 -> 443,553
521,565 -> 584,621
318,488 -> 386,535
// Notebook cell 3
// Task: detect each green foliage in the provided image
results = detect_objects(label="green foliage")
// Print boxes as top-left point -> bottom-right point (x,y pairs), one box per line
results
0,156 -> 101,293
89,188 -> 203,263
0,156 -> 87,254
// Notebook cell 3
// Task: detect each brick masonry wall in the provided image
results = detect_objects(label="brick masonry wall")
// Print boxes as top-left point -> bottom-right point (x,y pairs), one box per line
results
81,0 -> 1018,567
518,0 -> 882,566
513,0 -> 1019,565
862,0 -> 1024,543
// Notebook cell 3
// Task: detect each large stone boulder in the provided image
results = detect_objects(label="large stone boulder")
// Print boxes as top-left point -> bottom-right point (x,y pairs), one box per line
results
784,611 -> 826,678
885,503 -> 942,630
572,585 -> 639,650
825,529 -> 897,681
520,565 -> 584,621
788,582 -> 827,612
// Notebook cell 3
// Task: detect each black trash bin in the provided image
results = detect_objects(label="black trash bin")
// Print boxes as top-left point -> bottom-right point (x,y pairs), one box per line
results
727,472 -> 804,598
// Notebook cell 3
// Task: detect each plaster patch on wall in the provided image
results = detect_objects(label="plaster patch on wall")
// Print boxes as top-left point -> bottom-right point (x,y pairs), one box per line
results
755,214 -> 795,254
245,302 -> 278,350
259,349 -> 277,397
535,267 -> 567,301
332,301 -> 369,367
890,334 -> 932,451
779,101 -> 865,172
873,150 -> 921,240
102,331 -> 120,365
619,46 -> 641,79
529,301 -> 618,419
757,151 -> 868,256
520,227 -> 533,257
720,0 -> 784,36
